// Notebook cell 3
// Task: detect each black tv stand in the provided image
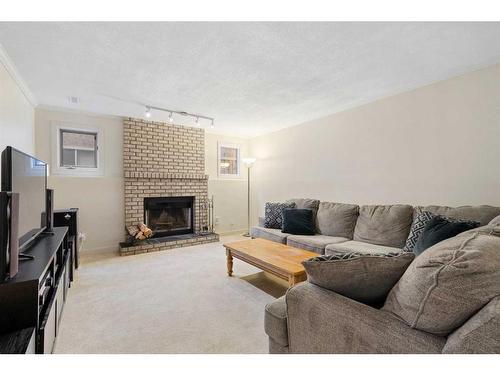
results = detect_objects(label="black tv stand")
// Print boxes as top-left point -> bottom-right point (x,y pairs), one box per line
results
0,227 -> 71,354
18,252 -> 35,261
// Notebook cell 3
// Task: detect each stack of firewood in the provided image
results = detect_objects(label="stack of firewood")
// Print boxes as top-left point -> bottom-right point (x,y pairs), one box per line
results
126,223 -> 153,240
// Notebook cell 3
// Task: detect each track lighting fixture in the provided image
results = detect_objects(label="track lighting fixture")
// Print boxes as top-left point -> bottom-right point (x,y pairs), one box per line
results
142,105 -> 214,129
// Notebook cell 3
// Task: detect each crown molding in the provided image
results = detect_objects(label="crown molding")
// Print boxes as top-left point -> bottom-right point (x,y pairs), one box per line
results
0,43 -> 38,107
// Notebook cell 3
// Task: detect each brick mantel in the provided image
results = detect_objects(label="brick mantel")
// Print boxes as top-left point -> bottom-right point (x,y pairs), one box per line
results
121,118 -> 217,255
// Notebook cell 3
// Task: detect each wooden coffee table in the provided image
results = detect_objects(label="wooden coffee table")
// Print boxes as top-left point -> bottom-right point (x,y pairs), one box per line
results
223,238 -> 318,287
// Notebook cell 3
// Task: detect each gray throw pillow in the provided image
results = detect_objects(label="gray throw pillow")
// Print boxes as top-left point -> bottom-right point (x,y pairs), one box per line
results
303,251 -> 414,305
383,225 -> 500,336
403,211 -> 435,252
264,202 -> 296,229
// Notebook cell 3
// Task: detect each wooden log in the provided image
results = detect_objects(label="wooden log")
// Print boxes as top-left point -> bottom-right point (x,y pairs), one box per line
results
126,225 -> 140,237
138,223 -> 153,238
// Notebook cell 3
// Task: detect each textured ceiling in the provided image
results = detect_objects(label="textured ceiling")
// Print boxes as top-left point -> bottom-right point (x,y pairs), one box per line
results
1,22 -> 500,138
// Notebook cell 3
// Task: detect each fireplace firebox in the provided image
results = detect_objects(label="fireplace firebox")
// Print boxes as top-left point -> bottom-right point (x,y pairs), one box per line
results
144,196 -> 194,238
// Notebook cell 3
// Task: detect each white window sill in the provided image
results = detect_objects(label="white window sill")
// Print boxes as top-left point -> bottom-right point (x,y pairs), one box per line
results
52,167 -> 104,177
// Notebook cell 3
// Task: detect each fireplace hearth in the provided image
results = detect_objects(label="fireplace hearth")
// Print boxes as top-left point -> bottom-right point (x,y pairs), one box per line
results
144,196 -> 194,238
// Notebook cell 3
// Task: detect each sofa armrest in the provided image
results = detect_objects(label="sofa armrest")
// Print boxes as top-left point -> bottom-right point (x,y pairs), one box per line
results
258,216 -> 265,227
443,297 -> 500,354
286,282 -> 446,353
264,296 -> 288,348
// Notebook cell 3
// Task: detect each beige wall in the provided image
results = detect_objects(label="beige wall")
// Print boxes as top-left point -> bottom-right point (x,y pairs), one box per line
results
249,64 -> 500,221
35,109 -> 123,251
205,133 -> 250,234
0,61 -> 34,157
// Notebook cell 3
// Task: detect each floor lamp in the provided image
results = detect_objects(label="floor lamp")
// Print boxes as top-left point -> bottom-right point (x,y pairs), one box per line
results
242,157 -> 256,237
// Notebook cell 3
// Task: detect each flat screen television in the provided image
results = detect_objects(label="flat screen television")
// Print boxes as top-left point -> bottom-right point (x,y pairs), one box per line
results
1,146 -> 47,251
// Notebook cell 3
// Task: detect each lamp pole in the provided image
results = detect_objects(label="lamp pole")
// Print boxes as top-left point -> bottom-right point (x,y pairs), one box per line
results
242,158 -> 256,237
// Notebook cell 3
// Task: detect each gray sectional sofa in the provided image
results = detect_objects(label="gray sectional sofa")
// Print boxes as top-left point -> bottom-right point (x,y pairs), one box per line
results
251,198 -> 500,255
254,199 -> 500,354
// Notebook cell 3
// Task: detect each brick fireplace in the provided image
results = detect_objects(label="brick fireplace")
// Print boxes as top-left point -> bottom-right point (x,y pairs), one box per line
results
119,118 -> 218,256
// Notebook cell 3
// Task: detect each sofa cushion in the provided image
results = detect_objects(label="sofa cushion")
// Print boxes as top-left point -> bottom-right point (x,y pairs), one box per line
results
325,240 -> 402,256
354,204 -> 413,248
383,224 -> 500,336
413,215 -> 479,256
282,208 -> 315,235
264,202 -> 296,229
250,226 -> 290,244
316,202 -> 359,239
264,296 -> 288,347
303,252 -> 414,305
287,234 -> 348,254
286,198 -> 320,229
414,205 -> 500,226
403,211 -> 435,252
286,198 -> 320,213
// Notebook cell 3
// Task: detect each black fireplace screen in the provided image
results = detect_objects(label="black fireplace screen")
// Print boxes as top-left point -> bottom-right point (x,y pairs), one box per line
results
144,196 -> 194,237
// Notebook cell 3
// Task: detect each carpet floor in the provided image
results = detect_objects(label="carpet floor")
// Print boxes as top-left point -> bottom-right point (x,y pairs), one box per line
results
54,235 -> 288,354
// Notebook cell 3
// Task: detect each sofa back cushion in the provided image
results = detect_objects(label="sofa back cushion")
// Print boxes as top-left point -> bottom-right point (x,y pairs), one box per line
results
414,205 -> 500,226
383,224 -> 500,336
353,205 -> 413,248
287,198 -> 320,229
316,202 -> 359,239
286,198 -> 320,213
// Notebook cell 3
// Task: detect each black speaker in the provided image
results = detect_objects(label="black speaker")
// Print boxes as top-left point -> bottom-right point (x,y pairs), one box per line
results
0,191 -> 20,281
45,189 -> 54,233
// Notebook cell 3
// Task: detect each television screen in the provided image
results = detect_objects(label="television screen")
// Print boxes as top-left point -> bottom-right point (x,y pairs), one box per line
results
1,147 -> 47,250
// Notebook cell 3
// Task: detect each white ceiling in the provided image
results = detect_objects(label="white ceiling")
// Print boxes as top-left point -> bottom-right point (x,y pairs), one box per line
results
1,22 -> 500,138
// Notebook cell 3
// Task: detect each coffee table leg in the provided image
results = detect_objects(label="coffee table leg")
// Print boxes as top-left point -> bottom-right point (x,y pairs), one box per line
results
226,249 -> 233,276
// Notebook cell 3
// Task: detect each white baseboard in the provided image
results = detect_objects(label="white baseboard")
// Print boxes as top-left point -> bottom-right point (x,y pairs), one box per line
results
80,244 -> 119,255
216,229 -> 247,236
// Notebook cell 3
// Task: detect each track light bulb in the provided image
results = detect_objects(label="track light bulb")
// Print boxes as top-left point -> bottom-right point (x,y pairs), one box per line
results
195,117 -> 200,125
145,107 -> 152,118
169,112 -> 174,123
210,119 -> 215,128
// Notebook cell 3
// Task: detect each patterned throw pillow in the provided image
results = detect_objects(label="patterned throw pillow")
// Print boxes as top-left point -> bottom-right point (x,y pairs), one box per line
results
303,251 -> 415,305
264,202 -> 296,229
403,211 -> 435,252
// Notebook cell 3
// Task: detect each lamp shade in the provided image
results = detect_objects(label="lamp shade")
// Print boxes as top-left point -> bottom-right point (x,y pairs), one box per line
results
242,157 -> 257,167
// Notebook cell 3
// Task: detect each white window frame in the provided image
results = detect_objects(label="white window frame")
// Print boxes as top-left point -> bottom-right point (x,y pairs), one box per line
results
217,142 -> 241,179
51,122 -> 104,177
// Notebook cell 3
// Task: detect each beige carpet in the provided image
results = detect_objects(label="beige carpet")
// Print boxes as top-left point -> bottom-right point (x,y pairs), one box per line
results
54,235 -> 288,354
